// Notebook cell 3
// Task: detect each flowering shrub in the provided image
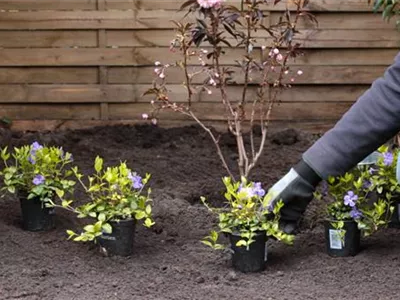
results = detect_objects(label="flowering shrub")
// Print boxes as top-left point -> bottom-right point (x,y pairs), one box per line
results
368,145 -> 400,199
318,164 -> 393,237
143,0 -> 317,180
0,142 -> 75,203
201,177 -> 294,250
50,156 -> 154,242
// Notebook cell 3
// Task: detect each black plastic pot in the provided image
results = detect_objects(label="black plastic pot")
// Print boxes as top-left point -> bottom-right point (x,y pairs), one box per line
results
19,196 -> 55,231
324,220 -> 360,257
229,231 -> 267,273
98,219 -> 136,257
389,195 -> 400,228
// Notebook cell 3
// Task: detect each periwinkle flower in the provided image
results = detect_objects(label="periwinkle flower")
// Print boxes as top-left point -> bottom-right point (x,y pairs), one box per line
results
369,167 -> 377,175
350,208 -> 363,220
362,180 -> 371,189
128,172 -> 143,189
31,142 -> 43,152
29,141 -> 43,164
383,151 -> 394,166
32,174 -> 45,185
253,182 -> 266,197
344,191 -> 358,207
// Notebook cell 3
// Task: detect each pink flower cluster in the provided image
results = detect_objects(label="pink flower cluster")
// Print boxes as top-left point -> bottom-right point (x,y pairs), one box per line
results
197,0 -> 223,9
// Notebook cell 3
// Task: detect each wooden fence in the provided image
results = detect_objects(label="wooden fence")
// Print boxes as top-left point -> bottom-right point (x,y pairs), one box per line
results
0,0 -> 398,132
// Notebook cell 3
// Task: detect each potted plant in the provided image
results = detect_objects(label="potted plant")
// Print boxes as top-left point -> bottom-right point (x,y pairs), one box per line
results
201,177 -> 294,273
0,142 -> 76,231
367,145 -> 400,228
52,156 -> 154,257
319,165 -> 393,257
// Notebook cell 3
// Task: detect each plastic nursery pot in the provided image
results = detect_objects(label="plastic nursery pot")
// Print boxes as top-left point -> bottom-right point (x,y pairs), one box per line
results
324,220 -> 360,257
19,195 -> 55,232
229,231 -> 267,273
98,218 -> 136,257
389,194 -> 400,229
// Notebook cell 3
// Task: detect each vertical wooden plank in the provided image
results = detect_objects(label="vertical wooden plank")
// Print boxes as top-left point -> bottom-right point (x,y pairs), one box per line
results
97,0 -> 109,120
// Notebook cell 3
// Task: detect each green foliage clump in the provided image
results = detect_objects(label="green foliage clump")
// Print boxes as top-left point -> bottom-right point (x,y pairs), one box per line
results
0,142 -> 75,203
201,177 -> 294,251
50,156 -> 154,242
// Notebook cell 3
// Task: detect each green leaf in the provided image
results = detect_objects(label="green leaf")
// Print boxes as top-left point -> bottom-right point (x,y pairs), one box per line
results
145,204 -> 152,215
56,189 -> 65,199
235,240 -> 247,247
144,218 -> 155,227
135,211 -> 146,220
83,224 -> 95,233
94,156 -> 103,173
98,213 -> 106,222
102,223 -> 112,234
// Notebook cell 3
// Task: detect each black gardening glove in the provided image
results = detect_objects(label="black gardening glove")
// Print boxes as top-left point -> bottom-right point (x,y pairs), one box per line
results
266,159 -> 321,234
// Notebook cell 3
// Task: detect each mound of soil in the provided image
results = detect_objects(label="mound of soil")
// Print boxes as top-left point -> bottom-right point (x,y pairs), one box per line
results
0,125 -> 399,300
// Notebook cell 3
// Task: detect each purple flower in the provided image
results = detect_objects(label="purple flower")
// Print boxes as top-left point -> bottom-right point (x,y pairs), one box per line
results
32,174 -> 45,185
31,142 -> 43,152
128,172 -> 143,189
28,155 -> 36,164
350,208 -> 363,220
253,182 -> 266,197
363,180 -> 371,189
369,167 -> 377,175
344,191 -> 358,207
383,151 -> 394,166
29,141 -> 43,164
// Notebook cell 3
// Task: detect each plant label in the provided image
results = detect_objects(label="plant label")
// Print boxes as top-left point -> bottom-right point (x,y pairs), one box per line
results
329,229 -> 343,250
264,243 -> 268,262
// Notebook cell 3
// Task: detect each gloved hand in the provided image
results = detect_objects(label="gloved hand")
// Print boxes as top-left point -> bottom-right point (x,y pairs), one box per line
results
266,159 -> 321,234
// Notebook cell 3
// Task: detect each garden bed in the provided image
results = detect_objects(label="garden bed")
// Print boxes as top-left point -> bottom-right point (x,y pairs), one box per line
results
0,124 -> 399,300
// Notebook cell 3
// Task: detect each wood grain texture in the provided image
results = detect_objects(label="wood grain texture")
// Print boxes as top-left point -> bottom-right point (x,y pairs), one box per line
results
0,0 -> 395,133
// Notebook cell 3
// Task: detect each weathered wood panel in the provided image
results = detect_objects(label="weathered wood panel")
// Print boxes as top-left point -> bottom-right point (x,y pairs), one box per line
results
0,31 -> 97,48
108,102 -> 353,121
108,65 -> 388,85
0,68 -> 98,84
105,0 -> 376,12
0,84 -> 368,103
0,0 -> 396,132
0,104 -> 100,120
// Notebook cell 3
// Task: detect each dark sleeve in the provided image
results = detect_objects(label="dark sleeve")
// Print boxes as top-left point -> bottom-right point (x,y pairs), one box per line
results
302,52 -> 400,179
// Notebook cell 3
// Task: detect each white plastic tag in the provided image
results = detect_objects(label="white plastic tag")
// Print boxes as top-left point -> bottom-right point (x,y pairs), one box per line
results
329,229 -> 343,250
264,243 -> 268,262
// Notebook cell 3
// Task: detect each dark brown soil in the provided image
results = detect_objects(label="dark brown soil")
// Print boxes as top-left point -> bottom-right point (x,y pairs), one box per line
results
1,125 -> 399,300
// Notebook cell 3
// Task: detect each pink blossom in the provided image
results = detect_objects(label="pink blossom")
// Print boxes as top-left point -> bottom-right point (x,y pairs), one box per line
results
159,73 -> 165,79
290,78 -> 295,82
276,54 -> 283,61
154,61 -> 161,66
197,0 -> 223,9
297,70 -> 303,75
273,48 -> 279,54
151,118 -> 158,125
142,113 -> 149,120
